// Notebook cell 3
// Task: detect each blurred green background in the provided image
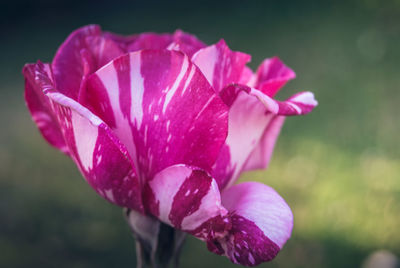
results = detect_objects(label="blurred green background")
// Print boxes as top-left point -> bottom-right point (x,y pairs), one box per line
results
1,0 -> 399,267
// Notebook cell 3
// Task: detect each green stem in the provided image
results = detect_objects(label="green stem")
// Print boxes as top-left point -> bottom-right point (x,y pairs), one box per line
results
124,209 -> 186,268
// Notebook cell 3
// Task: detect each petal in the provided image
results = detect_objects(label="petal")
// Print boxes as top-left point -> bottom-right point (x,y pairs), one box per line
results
23,63 -> 68,153
144,165 -> 293,266
84,49 -> 228,181
212,182 -> 293,266
254,56 -> 296,97
51,24 -> 125,100
86,34 -> 126,68
238,66 -> 256,86
279,91 -> 319,115
166,30 -> 206,57
51,25 -> 101,99
213,84 -> 317,188
242,91 -> 318,172
128,30 -> 205,57
127,33 -> 173,51
212,85 -> 276,189
242,116 -> 285,171
191,39 -> 251,92
51,25 -> 206,101
103,31 -> 137,52
29,62 -> 143,212
143,165 -> 229,240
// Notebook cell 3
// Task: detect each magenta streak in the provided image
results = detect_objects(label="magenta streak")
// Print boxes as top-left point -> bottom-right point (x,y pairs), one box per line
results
169,170 -> 211,229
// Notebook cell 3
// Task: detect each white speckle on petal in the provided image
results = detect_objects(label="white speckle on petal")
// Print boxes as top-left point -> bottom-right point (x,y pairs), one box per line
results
248,253 -> 255,265
185,190 -> 191,196
96,155 -> 102,166
181,65 -> 195,96
144,125 -> 148,144
105,189 -> 115,202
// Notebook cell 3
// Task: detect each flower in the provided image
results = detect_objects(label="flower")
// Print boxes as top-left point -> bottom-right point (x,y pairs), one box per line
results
23,25 -> 317,266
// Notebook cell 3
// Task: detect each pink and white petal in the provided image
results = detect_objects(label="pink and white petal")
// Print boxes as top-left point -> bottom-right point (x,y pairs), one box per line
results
23,63 -> 68,154
212,85 -> 277,189
103,31 -> 137,52
251,89 -> 318,116
192,39 -> 251,92
255,56 -> 296,97
30,62 -> 143,212
212,182 -> 293,266
127,33 -> 173,51
238,66 -> 256,86
84,50 -> 228,181
242,116 -> 285,171
85,34 -> 126,68
214,85 -> 317,188
228,86 -> 318,117
51,25 -> 102,99
143,165 -> 229,240
51,25 -> 126,100
242,90 -> 317,172
144,164 -> 293,265
280,91 -> 318,115
127,30 -> 205,57
173,30 -> 206,49
167,30 -> 206,57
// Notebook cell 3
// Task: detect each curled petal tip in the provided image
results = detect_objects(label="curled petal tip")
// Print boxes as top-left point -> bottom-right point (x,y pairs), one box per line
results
289,91 -> 318,107
255,56 -> 296,97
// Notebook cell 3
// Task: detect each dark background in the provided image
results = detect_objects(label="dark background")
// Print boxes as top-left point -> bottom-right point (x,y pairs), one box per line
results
1,0 -> 400,267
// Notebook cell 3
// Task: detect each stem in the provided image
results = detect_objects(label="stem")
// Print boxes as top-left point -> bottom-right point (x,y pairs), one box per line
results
124,209 -> 186,268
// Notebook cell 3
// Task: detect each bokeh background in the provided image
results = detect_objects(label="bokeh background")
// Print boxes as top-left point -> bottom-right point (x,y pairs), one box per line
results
1,0 -> 400,267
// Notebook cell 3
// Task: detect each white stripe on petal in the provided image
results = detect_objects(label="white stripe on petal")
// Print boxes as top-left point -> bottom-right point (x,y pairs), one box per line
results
46,92 -> 103,126
71,111 -> 99,171
191,45 -> 217,86
181,179 -> 226,230
224,91 -> 274,187
97,64 -> 138,169
163,56 -> 189,113
149,165 -> 192,225
130,52 -> 145,128
181,65 -> 196,96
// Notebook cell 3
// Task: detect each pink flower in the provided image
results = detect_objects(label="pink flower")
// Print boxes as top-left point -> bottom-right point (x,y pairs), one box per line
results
23,25 -> 317,266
